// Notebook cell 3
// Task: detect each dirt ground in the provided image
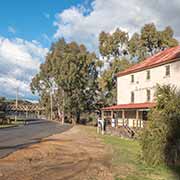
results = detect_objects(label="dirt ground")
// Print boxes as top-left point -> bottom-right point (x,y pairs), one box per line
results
0,126 -> 113,180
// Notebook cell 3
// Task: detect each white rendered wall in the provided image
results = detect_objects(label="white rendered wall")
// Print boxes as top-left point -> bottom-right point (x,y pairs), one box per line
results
117,60 -> 180,105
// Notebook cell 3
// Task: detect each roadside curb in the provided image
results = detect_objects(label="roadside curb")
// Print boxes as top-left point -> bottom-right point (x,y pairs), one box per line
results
0,125 -> 18,130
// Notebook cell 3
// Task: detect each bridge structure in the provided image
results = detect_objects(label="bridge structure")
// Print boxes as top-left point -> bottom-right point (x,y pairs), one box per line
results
5,103 -> 45,119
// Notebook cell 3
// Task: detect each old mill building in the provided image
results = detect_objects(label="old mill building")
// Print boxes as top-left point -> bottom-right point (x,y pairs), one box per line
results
102,46 -> 180,128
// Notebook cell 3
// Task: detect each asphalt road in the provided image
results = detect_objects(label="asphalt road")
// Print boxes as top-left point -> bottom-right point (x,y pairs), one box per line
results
0,119 -> 71,158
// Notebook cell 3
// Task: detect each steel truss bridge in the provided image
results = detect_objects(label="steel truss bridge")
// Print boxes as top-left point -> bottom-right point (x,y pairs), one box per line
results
5,104 -> 44,112
5,103 -> 45,119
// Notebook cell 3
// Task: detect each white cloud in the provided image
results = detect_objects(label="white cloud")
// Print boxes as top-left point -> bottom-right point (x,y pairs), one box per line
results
54,0 -> 180,52
0,36 -> 48,100
8,26 -> 16,34
42,33 -> 51,42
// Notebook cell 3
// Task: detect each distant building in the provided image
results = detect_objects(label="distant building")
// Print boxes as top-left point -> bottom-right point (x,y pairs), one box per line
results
102,46 -> 180,128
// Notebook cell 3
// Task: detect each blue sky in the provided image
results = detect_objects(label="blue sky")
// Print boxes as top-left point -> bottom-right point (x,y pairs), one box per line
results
0,0 -> 86,47
0,0 -> 89,101
0,0 -> 180,101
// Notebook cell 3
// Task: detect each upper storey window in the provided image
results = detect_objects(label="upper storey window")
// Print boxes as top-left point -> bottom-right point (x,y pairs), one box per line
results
131,92 -> 135,103
165,65 -> 170,77
146,70 -> 150,80
147,89 -> 151,102
131,75 -> 134,83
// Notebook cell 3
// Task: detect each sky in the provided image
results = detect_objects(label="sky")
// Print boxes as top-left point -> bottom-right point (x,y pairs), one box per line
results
0,0 -> 180,101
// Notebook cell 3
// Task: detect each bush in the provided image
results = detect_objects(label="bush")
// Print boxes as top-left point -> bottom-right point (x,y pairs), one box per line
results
140,85 -> 180,166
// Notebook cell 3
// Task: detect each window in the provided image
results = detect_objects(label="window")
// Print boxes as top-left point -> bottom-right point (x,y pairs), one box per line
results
147,89 -> 151,102
131,75 -> 134,83
104,111 -> 111,117
143,111 -> 148,121
131,92 -> 135,103
146,70 -> 150,80
165,65 -> 170,76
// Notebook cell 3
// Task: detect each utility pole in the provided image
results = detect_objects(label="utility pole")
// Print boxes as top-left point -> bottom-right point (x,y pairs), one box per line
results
15,87 -> 18,122
50,90 -> 53,121
62,89 -> 65,125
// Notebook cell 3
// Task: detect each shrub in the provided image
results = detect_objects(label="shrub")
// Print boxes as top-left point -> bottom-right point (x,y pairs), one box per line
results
140,85 -> 180,166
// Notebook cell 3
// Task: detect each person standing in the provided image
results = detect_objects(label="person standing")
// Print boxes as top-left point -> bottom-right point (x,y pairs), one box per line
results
111,114 -> 116,128
97,117 -> 101,134
97,117 -> 104,135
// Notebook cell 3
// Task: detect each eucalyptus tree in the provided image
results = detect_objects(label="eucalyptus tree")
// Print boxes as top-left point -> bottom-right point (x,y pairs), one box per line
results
31,39 -> 102,123
99,28 -> 129,61
128,23 -> 179,61
98,57 -> 132,105
98,28 -> 131,105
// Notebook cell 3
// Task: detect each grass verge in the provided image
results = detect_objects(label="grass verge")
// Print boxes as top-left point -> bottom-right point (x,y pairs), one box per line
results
102,134 -> 180,180
0,124 -> 17,129
0,119 -> 25,129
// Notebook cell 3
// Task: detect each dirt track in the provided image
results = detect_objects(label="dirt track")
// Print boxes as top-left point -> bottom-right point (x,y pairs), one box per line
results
0,126 -> 113,180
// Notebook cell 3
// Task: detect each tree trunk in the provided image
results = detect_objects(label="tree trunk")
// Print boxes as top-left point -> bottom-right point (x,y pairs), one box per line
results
72,117 -> 76,125
76,111 -> 81,124
57,105 -> 61,121
70,114 -> 76,125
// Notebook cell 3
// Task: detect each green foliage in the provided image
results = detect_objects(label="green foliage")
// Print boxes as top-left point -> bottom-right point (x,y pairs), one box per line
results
0,97 -> 6,113
100,132 -> 178,180
99,28 -> 129,60
0,97 -> 7,124
99,23 -> 178,63
98,57 -> 132,105
140,85 -> 180,166
31,39 -> 101,122
128,23 -> 179,61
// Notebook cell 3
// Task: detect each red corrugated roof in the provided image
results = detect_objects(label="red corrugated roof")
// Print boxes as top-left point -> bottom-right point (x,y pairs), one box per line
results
117,46 -> 180,77
101,102 -> 156,110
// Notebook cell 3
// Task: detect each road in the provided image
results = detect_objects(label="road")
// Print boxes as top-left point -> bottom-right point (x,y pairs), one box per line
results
0,119 -> 71,158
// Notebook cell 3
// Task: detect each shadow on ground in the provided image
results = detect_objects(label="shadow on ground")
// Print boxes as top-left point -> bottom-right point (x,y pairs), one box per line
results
169,165 -> 180,179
